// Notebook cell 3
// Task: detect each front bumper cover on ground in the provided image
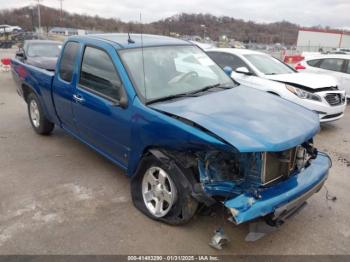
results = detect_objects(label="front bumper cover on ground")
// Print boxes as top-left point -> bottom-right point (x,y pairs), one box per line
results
224,154 -> 331,224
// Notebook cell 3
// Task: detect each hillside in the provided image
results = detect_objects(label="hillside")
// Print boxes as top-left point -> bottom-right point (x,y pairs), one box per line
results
0,5 -> 344,45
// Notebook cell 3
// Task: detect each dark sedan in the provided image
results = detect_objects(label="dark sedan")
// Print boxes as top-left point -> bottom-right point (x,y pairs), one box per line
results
15,40 -> 62,71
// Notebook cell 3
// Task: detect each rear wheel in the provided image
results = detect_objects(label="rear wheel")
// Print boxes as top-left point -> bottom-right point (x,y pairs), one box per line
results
27,93 -> 54,135
131,155 -> 198,225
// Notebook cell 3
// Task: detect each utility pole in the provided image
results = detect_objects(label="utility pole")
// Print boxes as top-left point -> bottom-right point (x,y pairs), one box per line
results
58,0 -> 64,26
200,24 -> 206,41
29,5 -> 35,31
34,0 -> 42,34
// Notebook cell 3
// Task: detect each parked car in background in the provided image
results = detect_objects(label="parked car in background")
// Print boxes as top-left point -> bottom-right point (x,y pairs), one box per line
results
15,40 -> 62,71
0,24 -> 22,33
296,54 -> 350,98
11,34 -> 331,233
207,48 -> 347,122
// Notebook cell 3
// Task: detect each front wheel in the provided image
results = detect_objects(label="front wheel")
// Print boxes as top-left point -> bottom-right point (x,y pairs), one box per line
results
27,93 -> 54,135
131,155 -> 198,225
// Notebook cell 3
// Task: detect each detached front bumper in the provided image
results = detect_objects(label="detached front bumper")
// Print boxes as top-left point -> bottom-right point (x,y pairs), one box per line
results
224,154 -> 331,225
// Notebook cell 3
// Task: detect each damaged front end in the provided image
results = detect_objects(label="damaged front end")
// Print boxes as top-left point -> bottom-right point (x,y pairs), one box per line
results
195,140 -> 331,225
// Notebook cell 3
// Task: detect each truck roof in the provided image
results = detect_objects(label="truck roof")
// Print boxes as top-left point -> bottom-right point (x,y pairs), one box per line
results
74,33 -> 192,49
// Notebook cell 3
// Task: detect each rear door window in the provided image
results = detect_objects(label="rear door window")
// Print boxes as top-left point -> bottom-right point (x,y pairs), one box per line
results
346,60 -> 350,74
306,59 -> 321,67
59,42 -> 80,82
79,46 -> 122,101
319,58 -> 345,72
207,52 -> 248,71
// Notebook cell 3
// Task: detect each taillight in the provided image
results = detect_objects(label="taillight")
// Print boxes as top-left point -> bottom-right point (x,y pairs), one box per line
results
284,55 -> 304,64
295,63 -> 306,70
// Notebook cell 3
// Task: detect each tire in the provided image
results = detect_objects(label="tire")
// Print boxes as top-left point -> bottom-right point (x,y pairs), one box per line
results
131,155 -> 198,225
27,93 -> 54,135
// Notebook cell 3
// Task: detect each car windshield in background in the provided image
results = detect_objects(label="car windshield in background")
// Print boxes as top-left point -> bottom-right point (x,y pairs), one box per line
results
27,43 -> 62,58
244,54 -> 295,75
119,45 -> 234,103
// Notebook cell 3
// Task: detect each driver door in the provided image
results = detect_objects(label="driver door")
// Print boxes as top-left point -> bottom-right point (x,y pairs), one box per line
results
72,44 -> 132,167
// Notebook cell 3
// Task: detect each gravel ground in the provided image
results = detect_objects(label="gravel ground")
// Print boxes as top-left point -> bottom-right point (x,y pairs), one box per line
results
0,49 -> 349,255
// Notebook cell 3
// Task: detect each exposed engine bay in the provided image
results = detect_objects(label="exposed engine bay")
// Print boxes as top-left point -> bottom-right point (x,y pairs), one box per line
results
155,139 -> 319,206
194,140 -> 318,199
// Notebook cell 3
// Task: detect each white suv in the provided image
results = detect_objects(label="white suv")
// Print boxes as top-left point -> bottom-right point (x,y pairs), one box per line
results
296,54 -> 350,98
207,48 -> 347,122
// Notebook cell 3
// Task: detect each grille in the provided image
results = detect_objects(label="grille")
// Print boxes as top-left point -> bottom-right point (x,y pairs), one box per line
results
261,148 -> 297,185
325,93 -> 342,106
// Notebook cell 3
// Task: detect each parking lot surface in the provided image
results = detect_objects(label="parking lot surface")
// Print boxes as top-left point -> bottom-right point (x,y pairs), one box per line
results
0,49 -> 349,255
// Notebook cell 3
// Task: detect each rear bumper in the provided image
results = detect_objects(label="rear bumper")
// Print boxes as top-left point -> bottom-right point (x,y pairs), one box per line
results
224,154 -> 331,224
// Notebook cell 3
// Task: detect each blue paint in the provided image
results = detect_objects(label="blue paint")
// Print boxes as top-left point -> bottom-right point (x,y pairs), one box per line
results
151,86 -> 320,152
89,33 -> 191,49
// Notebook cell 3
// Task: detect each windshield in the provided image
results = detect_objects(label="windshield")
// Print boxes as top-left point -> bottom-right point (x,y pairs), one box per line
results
119,45 -> 234,102
244,54 -> 295,75
27,43 -> 62,58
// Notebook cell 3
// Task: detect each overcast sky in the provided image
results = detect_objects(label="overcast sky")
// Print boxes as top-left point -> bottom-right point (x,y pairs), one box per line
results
1,0 -> 349,29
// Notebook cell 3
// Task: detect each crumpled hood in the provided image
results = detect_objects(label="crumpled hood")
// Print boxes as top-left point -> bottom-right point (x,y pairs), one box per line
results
151,86 -> 320,152
264,72 -> 337,89
27,57 -> 57,71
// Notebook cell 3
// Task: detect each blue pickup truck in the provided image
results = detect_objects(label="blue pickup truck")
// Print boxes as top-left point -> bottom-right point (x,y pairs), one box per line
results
11,34 -> 331,229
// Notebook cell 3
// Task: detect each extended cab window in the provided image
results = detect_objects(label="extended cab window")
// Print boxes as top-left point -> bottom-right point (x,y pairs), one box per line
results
59,42 -> 80,82
79,46 -> 121,101
319,58 -> 344,72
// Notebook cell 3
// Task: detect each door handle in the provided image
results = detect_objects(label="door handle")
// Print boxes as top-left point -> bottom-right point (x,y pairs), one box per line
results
73,94 -> 85,103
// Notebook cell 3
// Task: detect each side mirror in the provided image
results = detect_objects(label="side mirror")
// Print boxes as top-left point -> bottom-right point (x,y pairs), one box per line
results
16,50 -> 25,59
223,66 -> 233,76
236,67 -> 251,75
16,51 -> 24,57
116,85 -> 128,109
119,94 -> 128,109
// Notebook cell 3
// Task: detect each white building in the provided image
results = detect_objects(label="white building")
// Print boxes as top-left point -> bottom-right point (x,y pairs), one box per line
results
297,28 -> 350,52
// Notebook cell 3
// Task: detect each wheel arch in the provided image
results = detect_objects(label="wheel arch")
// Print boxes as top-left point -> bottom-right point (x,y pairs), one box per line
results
21,83 -> 38,103
132,147 -> 216,206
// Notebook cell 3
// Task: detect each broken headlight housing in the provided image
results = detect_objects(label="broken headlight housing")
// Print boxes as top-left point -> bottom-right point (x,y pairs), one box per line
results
285,84 -> 321,102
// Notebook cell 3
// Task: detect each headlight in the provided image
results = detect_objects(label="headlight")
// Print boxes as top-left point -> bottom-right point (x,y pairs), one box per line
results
285,84 -> 321,102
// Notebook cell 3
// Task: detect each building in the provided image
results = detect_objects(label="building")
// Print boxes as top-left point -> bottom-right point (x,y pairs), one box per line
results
49,27 -> 80,36
297,28 -> 350,52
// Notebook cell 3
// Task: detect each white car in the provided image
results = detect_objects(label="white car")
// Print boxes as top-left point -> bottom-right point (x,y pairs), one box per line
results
206,48 -> 347,122
0,25 -> 22,33
296,54 -> 350,98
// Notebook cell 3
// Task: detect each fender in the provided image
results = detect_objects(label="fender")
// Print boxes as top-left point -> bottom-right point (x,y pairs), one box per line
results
146,149 -> 216,206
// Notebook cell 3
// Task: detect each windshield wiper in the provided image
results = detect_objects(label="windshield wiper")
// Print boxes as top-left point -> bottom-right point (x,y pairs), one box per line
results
146,92 -> 200,105
146,83 -> 234,105
191,83 -> 233,94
